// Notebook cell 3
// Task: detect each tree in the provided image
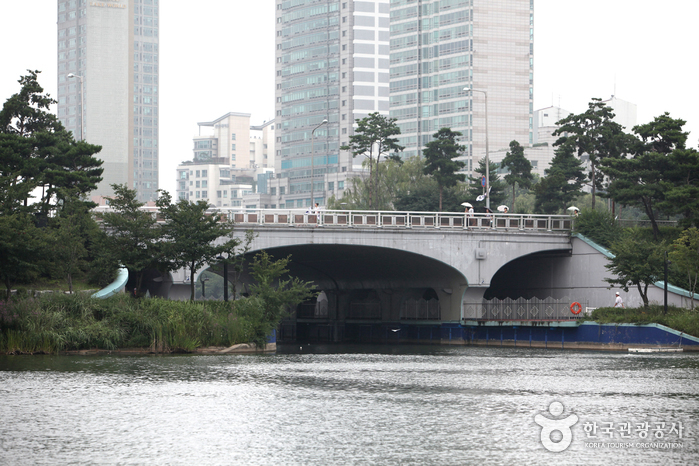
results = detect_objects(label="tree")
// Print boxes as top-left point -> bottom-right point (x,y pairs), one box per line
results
605,228 -> 666,307
0,214 -> 47,299
603,114 -> 691,240
553,98 -> 628,210
534,140 -> 586,214
466,158 -> 507,210
236,251 -> 316,349
340,112 -> 404,209
99,184 -> 165,295
669,228 -> 699,309
155,191 -> 244,301
573,209 -> 620,249
394,181 -> 464,212
329,156 -> 428,211
500,140 -> 534,209
422,127 -> 466,211
663,148 -> 699,229
0,71 -> 102,216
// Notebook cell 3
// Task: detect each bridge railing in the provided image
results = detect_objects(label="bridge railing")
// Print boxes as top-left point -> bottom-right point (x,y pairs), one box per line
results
215,208 -> 573,232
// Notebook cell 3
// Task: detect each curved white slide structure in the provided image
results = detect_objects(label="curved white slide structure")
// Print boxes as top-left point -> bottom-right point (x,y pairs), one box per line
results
91,267 -> 129,299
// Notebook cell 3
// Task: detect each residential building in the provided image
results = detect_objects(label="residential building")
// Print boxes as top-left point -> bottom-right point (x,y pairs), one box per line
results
271,0 -> 391,209
56,0 -> 159,202
389,0 -> 533,175
175,113 -> 275,207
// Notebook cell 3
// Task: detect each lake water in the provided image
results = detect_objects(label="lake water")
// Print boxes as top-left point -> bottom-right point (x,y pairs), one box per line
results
1,344 -> 697,465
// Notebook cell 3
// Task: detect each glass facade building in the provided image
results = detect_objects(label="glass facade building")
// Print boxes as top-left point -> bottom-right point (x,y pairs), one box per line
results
389,0 -> 533,174
57,0 -> 159,202
273,0 -> 390,208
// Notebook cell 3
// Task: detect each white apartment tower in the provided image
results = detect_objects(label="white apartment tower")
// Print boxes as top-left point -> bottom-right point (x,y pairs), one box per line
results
272,0 -> 391,209
389,0 -> 533,173
56,0 -> 159,202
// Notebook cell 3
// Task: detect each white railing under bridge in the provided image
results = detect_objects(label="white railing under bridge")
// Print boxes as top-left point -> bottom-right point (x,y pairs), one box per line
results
215,209 -> 574,232
463,297 -> 590,321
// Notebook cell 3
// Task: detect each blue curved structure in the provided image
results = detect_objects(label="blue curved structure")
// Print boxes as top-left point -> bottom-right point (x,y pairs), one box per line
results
91,267 -> 129,299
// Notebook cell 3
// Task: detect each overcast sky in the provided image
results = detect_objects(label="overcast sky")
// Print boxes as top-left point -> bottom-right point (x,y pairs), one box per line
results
1,1 -> 697,195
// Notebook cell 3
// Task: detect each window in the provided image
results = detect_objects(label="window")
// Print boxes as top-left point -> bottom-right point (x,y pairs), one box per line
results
232,134 -> 236,140
328,181 -> 334,191
217,190 -> 222,198
338,181 -> 344,189
271,187 -> 277,195
202,180 -> 208,188
202,169 -> 207,177
232,144 -> 236,150
280,187 -> 286,195
196,170 -> 200,177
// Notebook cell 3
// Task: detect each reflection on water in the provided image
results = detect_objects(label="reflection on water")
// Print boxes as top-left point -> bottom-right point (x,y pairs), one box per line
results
1,345 -> 697,465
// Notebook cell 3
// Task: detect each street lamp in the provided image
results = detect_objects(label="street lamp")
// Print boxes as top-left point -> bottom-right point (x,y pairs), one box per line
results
310,119 -> 328,208
217,255 -> 229,302
201,277 -> 210,299
464,87 -> 489,209
67,73 -> 84,141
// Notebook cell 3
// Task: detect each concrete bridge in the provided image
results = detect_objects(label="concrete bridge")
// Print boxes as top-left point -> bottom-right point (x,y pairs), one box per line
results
164,210 -> 577,315
147,208 -> 698,342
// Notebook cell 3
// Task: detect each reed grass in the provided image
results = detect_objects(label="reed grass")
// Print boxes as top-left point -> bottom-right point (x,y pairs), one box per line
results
0,293 -> 262,354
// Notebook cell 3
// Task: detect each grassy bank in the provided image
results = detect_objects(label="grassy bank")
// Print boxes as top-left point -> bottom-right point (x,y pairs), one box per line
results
588,305 -> 699,338
0,293 -> 263,354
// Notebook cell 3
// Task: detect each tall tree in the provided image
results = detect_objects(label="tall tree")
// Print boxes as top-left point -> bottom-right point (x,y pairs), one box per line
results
534,140 -> 586,214
422,127 -> 466,211
553,98 -> 628,209
340,112 -> 404,209
156,191 -> 245,301
500,140 -> 534,209
99,184 -> 165,295
603,114 -> 691,240
0,71 -> 102,215
604,228 -> 666,307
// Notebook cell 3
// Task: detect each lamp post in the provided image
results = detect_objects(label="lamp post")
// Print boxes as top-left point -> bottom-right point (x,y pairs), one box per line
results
217,255 -> 229,302
464,87 -> 489,209
310,119 -> 328,208
201,277 -> 209,299
67,73 -> 84,141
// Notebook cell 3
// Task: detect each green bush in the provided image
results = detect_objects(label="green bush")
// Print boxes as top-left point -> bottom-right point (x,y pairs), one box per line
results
588,305 -> 699,338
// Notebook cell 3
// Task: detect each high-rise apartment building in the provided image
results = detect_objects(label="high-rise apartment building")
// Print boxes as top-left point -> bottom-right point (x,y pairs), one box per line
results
389,0 -> 533,174
57,0 -> 159,202
271,0 -> 391,209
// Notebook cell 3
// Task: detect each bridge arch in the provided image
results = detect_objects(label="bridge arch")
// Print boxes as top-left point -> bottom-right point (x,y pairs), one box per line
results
233,243 -> 469,323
